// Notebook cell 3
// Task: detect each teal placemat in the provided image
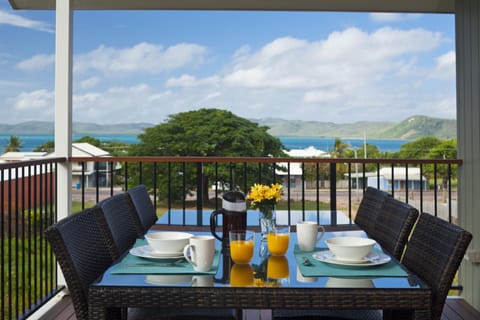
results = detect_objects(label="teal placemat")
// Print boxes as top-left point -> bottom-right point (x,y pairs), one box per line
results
111,239 -> 220,275
294,245 -> 408,278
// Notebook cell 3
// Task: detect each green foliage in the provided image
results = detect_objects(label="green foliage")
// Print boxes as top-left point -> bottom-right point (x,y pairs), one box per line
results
129,108 -> 287,202
131,108 -> 285,157
379,115 -> 456,139
32,137 -> 131,156
100,141 -> 131,156
33,140 -> 54,152
74,135 -> 102,146
396,136 -> 442,159
3,135 -> 23,153
423,138 -> 458,187
330,137 -> 350,158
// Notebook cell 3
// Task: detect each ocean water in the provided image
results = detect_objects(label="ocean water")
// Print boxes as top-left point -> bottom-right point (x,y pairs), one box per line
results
0,134 -> 408,153
279,136 -> 409,153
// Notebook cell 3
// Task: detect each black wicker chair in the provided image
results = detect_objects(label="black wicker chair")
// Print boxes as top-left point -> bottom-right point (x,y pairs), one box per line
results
96,193 -> 141,260
126,184 -> 158,234
354,187 -> 391,237
371,196 -> 419,260
402,212 -> 472,320
44,207 -> 119,320
45,206 -> 238,320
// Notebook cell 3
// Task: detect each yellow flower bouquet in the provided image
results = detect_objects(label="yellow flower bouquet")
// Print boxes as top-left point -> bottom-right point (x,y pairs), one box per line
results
246,183 -> 283,219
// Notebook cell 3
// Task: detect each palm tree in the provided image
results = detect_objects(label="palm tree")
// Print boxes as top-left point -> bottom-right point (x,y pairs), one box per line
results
3,135 -> 24,153
331,137 -> 350,158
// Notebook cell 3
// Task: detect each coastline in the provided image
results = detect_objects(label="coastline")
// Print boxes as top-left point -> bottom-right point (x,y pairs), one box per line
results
0,134 -> 408,153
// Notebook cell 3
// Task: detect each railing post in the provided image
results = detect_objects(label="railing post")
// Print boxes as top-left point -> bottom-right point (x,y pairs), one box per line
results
330,162 -> 337,226
196,162 -> 203,226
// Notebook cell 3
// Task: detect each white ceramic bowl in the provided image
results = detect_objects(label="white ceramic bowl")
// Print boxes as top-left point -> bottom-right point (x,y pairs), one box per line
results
145,231 -> 193,254
325,236 -> 376,262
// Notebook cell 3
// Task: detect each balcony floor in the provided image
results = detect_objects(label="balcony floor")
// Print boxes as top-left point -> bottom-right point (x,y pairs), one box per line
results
36,293 -> 479,320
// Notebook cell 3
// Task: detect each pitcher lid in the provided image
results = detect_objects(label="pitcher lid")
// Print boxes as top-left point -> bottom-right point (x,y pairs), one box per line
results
222,190 -> 246,212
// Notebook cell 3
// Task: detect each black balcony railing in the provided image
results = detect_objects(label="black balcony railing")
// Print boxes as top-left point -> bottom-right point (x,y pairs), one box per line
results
0,157 -> 65,320
72,156 -> 461,226
1,156 -> 462,319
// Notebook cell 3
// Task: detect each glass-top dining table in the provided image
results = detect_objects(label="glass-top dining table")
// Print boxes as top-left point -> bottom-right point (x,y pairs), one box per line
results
89,229 -> 432,320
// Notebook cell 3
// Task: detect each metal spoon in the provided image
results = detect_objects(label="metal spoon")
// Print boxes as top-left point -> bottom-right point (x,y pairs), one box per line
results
302,256 -> 313,266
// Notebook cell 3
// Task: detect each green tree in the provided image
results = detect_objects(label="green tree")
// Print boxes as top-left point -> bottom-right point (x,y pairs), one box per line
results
304,138 -> 354,185
129,108 -> 287,204
100,141 -> 131,156
343,143 -> 382,173
34,137 -> 130,156
74,136 -> 101,147
425,138 -> 458,202
33,140 -> 55,153
3,135 -> 23,153
397,136 -> 441,159
331,137 -> 350,158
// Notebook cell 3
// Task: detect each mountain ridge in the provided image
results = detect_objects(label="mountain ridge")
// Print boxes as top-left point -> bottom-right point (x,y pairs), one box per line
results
0,115 -> 456,140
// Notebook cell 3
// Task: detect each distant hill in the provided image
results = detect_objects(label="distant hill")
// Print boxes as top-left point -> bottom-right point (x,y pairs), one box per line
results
0,121 -> 152,135
378,115 -> 456,139
256,115 -> 456,139
254,118 -> 394,138
0,115 -> 456,140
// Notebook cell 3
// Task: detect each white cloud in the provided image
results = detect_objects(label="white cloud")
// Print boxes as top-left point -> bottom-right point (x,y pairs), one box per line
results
431,50 -> 455,80
79,77 -> 101,89
73,84 -> 171,122
220,27 -> 444,91
74,42 -> 207,74
0,10 -> 53,32
369,13 -> 422,23
303,90 -> 342,103
166,74 -> 220,88
17,54 -> 54,71
3,26 -> 455,125
11,89 -> 54,110
0,80 -> 24,87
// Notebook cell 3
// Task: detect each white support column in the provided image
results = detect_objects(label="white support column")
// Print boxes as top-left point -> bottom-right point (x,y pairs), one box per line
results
54,0 -> 73,222
456,0 -> 480,310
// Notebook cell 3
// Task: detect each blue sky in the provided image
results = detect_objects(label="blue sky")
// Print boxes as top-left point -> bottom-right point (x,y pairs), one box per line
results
0,3 -> 456,125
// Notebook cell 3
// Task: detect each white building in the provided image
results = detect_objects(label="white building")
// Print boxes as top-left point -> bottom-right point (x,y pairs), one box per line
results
346,167 -> 428,191
1,143 -> 114,188
276,146 -> 329,189
70,143 -> 114,188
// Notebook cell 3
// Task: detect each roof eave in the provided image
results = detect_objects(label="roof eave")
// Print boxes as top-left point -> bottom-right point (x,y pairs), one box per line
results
8,0 -> 455,13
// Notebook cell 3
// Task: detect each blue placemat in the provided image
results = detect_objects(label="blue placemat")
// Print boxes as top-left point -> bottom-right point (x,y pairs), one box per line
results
294,245 -> 408,278
111,239 -> 220,275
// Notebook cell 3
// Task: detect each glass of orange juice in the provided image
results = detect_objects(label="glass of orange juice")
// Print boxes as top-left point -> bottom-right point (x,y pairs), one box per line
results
267,226 -> 290,256
229,230 -> 255,264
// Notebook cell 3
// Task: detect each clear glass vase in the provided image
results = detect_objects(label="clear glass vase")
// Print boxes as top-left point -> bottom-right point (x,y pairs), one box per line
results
259,207 -> 276,242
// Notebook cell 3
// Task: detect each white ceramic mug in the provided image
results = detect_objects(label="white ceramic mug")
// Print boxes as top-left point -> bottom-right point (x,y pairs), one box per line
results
183,235 -> 216,272
296,221 -> 325,251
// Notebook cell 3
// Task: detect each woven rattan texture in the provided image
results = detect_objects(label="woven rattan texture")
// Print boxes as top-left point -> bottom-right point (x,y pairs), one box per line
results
97,193 -> 140,260
372,197 -> 419,260
354,187 -> 391,237
89,286 -> 431,320
44,207 -> 115,320
127,184 -> 158,234
128,307 -> 239,319
402,212 -> 472,320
